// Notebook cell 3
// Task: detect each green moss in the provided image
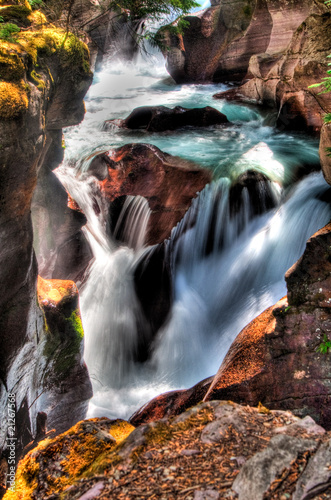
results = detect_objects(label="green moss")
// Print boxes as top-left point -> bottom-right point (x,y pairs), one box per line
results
30,68 -> 45,88
242,4 -> 252,16
43,309 -> 84,378
5,420 -> 134,499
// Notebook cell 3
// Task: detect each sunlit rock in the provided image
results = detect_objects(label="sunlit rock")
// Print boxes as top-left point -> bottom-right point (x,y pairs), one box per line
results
204,222 -> 331,428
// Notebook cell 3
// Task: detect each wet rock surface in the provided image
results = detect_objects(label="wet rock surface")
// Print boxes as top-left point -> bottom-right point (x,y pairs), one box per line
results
73,143 -> 212,245
7,401 -> 331,500
104,105 -> 229,132
204,222 -> 331,428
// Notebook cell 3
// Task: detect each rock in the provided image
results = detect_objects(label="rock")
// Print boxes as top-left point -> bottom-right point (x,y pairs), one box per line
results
104,105 -> 229,132
204,222 -> 331,428
133,244 -> 173,362
293,439 -> 331,500
320,122 -> 331,186
35,277 -> 92,433
285,223 -> 331,308
0,13 -> 92,461
194,490 -> 220,499
274,415 -> 326,436
9,400 -> 327,500
214,13 -> 331,133
32,131 -> 92,284
6,418 -> 134,500
79,143 -> 212,245
161,3 -> 255,83
229,169 -> 278,218
129,376 -> 213,426
162,0 -> 324,84
232,434 -> 319,500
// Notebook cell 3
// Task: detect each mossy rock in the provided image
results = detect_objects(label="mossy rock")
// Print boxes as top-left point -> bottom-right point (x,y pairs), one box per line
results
0,80 -> 28,118
0,46 -> 25,80
0,4 -> 32,26
3,419 -> 135,499
0,0 -> 31,7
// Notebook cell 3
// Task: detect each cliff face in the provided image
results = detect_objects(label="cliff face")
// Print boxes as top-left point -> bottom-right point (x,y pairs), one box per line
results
163,0 -> 327,83
0,0 -> 92,462
162,0 -> 330,133
215,12 -> 331,134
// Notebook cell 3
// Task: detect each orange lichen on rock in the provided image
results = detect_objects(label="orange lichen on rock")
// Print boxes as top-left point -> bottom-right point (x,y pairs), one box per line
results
0,80 -> 28,119
204,301 -> 280,399
37,276 -> 78,307
3,419 -> 135,500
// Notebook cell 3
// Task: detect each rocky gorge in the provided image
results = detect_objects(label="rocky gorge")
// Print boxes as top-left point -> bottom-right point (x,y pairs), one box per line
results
0,0 -> 331,498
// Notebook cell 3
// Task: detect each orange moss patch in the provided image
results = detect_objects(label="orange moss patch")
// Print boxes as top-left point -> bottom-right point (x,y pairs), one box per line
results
0,45 -> 25,80
0,80 -> 28,118
3,419 -> 135,499
27,9 -> 46,26
37,276 -> 78,307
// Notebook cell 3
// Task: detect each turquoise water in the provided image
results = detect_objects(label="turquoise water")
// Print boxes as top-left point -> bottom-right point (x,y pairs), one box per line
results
61,59 -> 330,420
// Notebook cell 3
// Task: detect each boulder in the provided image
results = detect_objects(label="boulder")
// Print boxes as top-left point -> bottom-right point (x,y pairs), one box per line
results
204,222 -> 331,428
79,143 -> 212,245
129,376 -> 213,426
104,105 -> 229,132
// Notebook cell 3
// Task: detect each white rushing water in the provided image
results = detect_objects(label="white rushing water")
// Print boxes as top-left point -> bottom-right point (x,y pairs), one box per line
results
59,57 -> 331,420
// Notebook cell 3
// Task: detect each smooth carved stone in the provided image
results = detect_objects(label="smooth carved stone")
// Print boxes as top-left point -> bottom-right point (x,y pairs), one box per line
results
104,105 -> 229,132
162,0 -> 321,84
214,13 -> 331,133
129,376 -> 213,425
91,143 -> 212,245
232,435 -> 319,500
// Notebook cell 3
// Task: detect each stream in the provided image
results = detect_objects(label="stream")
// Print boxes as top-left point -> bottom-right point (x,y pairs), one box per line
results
57,55 -> 331,420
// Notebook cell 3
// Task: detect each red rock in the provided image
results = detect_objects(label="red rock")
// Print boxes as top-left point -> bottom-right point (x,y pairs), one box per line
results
162,0 -> 324,84
129,377 -> 213,426
204,223 -> 331,428
90,143 -> 211,245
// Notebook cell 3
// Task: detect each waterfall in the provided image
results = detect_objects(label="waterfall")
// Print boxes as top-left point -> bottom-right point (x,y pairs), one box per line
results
58,59 -> 330,420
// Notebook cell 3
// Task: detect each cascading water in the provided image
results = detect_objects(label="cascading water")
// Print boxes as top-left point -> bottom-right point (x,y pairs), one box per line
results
58,55 -> 331,420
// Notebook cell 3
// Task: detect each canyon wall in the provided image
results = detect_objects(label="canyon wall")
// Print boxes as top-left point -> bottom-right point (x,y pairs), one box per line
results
0,0 -> 92,461
162,0 -> 331,132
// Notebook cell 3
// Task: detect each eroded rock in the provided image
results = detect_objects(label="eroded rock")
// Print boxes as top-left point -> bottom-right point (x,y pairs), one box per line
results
73,143 -> 212,245
214,12 -> 331,133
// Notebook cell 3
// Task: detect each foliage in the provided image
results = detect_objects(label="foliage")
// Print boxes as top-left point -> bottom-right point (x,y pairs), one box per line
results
109,0 -> 200,22
0,22 -> 20,42
316,334 -> 331,354
28,0 -> 44,9
109,0 -> 199,49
